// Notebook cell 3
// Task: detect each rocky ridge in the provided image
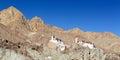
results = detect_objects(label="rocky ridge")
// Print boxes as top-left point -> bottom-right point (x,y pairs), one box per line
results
0,6 -> 120,60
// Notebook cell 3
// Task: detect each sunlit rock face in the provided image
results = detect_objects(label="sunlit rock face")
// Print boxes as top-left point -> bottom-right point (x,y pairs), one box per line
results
0,6 -> 25,25
28,16 -> 44,32
0,6 -> 29,32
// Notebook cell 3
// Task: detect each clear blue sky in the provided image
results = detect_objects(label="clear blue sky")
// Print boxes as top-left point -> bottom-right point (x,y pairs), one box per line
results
0,0 -> 120,36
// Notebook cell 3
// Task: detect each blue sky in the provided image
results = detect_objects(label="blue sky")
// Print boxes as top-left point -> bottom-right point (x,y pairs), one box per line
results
0,0 -> 120,36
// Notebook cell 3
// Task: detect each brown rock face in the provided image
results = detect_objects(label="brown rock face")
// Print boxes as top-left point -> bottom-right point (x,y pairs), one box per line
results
31,16 -> 44,24
28,16 -> 44,32
0,6 -> 29,31
0,6 -> 25,25
0,23 -> 28,44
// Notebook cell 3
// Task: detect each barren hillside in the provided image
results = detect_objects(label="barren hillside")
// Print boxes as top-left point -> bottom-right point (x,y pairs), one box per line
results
0,6 -> 120,60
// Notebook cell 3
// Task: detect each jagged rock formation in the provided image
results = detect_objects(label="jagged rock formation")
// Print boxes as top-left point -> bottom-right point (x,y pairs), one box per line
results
0,6 -> 25,25
0,6 -> 120,60
0,6 -> 29,32
28,16 -> 44,32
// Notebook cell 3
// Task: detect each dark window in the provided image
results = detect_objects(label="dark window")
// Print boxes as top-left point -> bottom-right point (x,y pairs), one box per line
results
53,36 -> 55,38
18,45 -> 21,48
32,48 -> 36,50
5,40 -> 8,43
60,40 -> 61,41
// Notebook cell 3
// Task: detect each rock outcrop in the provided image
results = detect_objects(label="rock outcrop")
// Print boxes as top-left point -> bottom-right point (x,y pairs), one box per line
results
28,16 -> 44,32
0,6 -> 29,32
0,6 -> 25,25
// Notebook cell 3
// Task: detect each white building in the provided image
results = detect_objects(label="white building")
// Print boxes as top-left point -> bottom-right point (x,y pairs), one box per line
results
75,37 -> 78,43
74,38 -> 95,49
50,36 -> 65,51
50,36 -> 57,43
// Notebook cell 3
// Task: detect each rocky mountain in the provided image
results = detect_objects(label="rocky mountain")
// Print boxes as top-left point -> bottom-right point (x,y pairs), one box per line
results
0,6 -> 120,60
0,6 -> 29,32
28,16 -> 44,32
